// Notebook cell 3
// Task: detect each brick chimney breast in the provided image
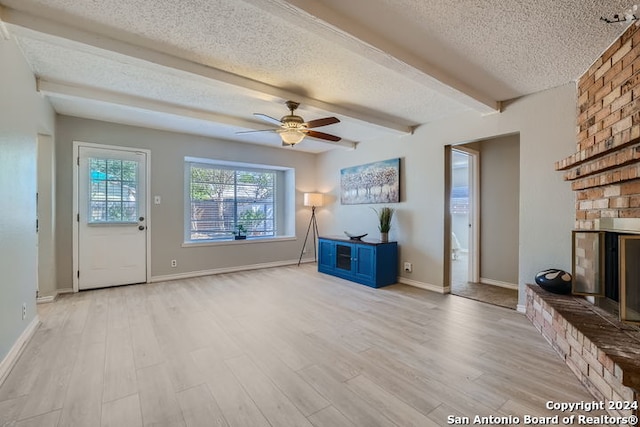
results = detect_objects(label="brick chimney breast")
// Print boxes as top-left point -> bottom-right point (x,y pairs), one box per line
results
557,24 -> 640,229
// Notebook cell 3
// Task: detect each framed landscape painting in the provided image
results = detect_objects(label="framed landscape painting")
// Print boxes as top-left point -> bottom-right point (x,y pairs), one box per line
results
340,158 -> 400,205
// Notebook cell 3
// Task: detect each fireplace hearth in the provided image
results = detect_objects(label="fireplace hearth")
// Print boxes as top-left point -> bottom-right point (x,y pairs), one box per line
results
526,285 -> 639,419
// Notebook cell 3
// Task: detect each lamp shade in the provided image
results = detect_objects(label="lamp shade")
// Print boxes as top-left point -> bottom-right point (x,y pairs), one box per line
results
303,192 -> 324,207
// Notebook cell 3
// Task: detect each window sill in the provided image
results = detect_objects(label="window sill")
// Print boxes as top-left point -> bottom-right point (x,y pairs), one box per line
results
182,235 -> 296,248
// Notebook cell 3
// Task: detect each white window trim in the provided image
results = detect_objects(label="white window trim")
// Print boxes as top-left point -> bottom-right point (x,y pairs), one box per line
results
181,235 -> 296,248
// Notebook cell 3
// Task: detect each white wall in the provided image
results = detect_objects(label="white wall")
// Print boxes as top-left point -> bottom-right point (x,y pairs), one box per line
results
0,38 -> 55,361
316,83 -> 576,306
55,116 -> 318,289
476,134 -> 520,285
37,134 -> 57,298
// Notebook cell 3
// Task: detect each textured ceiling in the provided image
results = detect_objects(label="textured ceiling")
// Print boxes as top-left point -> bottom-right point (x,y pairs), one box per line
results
311,0 -> 632,100
0,0 -> 631,152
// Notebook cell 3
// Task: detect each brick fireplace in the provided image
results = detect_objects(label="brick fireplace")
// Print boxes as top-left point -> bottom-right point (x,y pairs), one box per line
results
526,22 -> 640,417
554,20 -> 640,324
556,25 -> 640,225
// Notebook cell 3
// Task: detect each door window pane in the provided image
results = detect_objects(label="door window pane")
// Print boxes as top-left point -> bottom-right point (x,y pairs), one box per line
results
89,157 -> 139,223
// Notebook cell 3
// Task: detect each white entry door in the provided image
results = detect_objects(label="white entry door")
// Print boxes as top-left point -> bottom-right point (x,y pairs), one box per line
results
77,146 -> 148,290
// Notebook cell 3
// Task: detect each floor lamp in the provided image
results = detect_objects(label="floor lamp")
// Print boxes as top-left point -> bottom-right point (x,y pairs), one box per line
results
298,192 -> 323,266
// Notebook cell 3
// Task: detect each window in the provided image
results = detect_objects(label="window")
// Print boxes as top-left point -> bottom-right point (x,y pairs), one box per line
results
89,158 -> 139,223
185,158 -> 293,243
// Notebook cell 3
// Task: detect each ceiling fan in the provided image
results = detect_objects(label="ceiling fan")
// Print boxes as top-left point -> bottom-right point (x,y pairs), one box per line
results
237,100 -> 341,146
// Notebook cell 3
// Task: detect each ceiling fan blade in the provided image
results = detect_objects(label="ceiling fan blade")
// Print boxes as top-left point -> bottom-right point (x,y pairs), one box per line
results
304,117 -> 340,128
254,113 -> 283,126
235,129 -> 277,134
305,130 -> 342,142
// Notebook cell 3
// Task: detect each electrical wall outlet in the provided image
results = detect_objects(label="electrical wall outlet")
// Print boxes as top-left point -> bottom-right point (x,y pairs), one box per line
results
22,303 -> 26,320
403,262 -> 412,272
171,259 -> 177,268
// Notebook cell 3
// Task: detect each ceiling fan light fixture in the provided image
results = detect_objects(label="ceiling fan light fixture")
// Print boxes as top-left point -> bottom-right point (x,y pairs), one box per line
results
280,128 -> 305,145
240,100 -> 341,146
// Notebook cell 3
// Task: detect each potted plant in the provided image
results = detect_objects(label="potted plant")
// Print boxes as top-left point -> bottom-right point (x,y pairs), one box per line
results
372,206 -> 394,242
233,224 -> 248,240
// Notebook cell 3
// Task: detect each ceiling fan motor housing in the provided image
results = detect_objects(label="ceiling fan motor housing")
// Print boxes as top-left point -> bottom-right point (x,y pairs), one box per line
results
282,101 -> 305,129
281,114 -> 305,129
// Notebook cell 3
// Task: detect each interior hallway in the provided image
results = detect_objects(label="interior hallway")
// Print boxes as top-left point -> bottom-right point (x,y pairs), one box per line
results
450,252 -> 519,310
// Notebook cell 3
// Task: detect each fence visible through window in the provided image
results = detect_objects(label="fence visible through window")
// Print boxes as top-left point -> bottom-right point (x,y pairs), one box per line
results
188,165 -> 275,241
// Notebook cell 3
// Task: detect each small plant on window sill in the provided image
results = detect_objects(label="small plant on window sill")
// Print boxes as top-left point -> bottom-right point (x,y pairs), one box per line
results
233,224 -> 248,240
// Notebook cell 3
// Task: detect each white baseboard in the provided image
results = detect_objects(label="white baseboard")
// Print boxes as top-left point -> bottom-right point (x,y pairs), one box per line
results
0,315 -> 40,386
398,277 -> 449,294
480,277 -> 518,290
38,287 -> 74,301
0,20 -> 10,41
151,258 -> 314,283
517,304 -> 527,314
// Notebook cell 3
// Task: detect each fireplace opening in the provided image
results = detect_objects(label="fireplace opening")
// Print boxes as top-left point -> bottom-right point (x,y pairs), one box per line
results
572,221 -> 640,326
599,232 -> 621,317
620,236 -> 640,323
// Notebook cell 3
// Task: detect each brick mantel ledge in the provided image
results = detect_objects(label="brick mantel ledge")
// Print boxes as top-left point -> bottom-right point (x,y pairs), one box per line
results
526,285 -> 639,415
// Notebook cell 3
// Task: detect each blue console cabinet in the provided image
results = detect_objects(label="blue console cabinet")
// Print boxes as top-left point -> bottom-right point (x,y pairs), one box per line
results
318,236 -> 398,288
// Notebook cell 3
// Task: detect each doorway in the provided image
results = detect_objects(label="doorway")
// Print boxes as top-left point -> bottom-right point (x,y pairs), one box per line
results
450,148 -> 479,288
73,142 -> 151,291
445,136 -> 520,310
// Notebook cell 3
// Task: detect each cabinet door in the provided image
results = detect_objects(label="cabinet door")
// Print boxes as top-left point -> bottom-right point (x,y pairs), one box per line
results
335,243 -> 353,272
318,240 -> 335,272
353,244 -> 375,282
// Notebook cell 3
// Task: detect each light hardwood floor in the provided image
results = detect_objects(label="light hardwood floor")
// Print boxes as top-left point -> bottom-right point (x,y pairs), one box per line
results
0,265 -> 605,426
